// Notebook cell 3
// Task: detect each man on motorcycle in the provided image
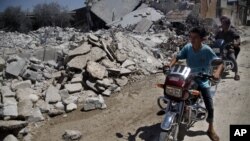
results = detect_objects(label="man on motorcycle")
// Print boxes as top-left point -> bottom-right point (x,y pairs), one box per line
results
165,27 -> 223,141
215,16 -> 241,80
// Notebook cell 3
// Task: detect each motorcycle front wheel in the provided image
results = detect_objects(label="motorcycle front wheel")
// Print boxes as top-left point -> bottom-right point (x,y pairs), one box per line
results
158,123 -> 179,141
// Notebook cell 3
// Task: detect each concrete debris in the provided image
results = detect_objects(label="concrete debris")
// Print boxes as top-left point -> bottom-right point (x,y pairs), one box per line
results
5,56 -> 27,77
68,43 -> 91,57
83,95 -> 106,111
62,130 -> 82,141
3,134 -> 19,141
66,103 -> 77,112
11,80 -> 32,91
28,107 -> 44,122
91,0 -> 141,24
1,86 -> 16,97
67,55 -> 88,70
3,97 -> 18,118
55,102 -> 65,110
0,57 -> 6,71
115,76 -> 128,86
134,19 -> 153,33
18,99 -> 33,119
64,83 -> 83,93
0,1 -> 207,139
0,120 -> 28,130
109,7 -> 164,28
45,85 -> 61,104
87,61 -> 107,80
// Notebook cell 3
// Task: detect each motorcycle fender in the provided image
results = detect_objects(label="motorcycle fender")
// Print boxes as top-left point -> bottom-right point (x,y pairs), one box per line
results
161,111 -> 177,131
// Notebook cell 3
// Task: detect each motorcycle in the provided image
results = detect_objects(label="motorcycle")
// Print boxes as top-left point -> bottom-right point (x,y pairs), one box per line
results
156,59 -> 222,141
211,39 -> 234,72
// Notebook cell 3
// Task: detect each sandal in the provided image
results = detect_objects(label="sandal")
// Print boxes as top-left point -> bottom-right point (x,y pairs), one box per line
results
207,130 -> 220,141
234,75 -> 240,81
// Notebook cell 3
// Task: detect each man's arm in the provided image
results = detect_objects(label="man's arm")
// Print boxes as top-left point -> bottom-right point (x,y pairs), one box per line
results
213,63 -> 224,79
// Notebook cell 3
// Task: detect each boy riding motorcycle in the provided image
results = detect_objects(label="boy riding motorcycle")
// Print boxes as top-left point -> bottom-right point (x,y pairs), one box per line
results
165,27 -> 224,141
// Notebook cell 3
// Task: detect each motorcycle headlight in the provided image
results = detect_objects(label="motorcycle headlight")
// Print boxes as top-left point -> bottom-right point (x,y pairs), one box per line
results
165,86 -> 182,98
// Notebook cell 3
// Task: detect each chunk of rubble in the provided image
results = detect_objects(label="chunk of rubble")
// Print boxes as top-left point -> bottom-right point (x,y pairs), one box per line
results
28,107 -> 44,122
62,130 -> 82,141
45,85 -> 61,104
67,55 -> 88,70
18,99 -> 33,119
3,134 -> 19,141
66,103 -> 77,112
88,34 -> 99,41
64,83 -> 83,93
0,120 -> 28,130
1,86 -> 15,97
87,61 -> 107,80
6,56 -> 27,77
0,57 -> 6,71
11,80 -> 32,91
83,95 -> 107,111
121,59 -> 135,68
48,108 -> 64,117
35,100 -> 50,113
3,97 -> 18,118
115,76 -> 128,86
68,43 -> 91,57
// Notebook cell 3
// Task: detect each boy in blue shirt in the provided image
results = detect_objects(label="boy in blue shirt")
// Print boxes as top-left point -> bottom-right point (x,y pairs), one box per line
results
166,27 -> 223,141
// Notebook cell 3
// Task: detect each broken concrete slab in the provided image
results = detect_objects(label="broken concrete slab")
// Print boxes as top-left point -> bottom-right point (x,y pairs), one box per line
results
0,57 -> 6,71
83,95 -> 107,111
115,76 -> 128,86
91,0 -> 141,24
3,134 -> 18,141
68,43 -> 91,57
88,47 -> 107,61
55,102 -> 65,110
121,59 -> 135,68
35,100 -> 50,113
0,120 -> 28,131
28,107 -> 44,122
66,103 -> 77,112
88,34 -> 99,42
6,57 -> 27,77
45,85 -> 61,104
62,130 -> 82,141
67,54 -> 88,70
62,95 -> 78,105
64,83 -> 83,93
108,7 -> 164,28
134,19 -> 153,33
22,69 -> 43,82
87,61 -> 107,80
11,80 -> 32,91
101,59 -> 116,68
48,108 -> 64,117
2,97 -> 18,117
86,80 -> 98,92
1,86 -> 15,97
115,51 -> 127,63
18,99 -> 33,119
59,89 -> 70,101
102,89 -> 111,97
96,78 -> 113,88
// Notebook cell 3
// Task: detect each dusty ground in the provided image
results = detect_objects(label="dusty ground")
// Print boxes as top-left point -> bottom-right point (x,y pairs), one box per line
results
34,43 -> 250,141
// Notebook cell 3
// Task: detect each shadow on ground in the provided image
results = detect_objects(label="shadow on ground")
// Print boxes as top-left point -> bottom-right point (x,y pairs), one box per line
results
116,123 -> 208,141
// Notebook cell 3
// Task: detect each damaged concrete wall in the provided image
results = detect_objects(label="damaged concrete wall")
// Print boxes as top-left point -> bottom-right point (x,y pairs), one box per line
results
91,0 -> 141,24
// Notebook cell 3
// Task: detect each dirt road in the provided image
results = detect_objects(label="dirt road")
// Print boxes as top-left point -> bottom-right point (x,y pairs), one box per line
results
34,43 -> 250,141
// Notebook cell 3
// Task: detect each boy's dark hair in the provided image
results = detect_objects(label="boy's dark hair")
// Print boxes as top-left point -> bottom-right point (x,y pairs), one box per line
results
190,27 -> 208,38
221,18 -> 231,26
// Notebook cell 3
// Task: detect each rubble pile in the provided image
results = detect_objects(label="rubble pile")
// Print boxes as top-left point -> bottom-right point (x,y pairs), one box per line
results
0,25 -> 178,140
